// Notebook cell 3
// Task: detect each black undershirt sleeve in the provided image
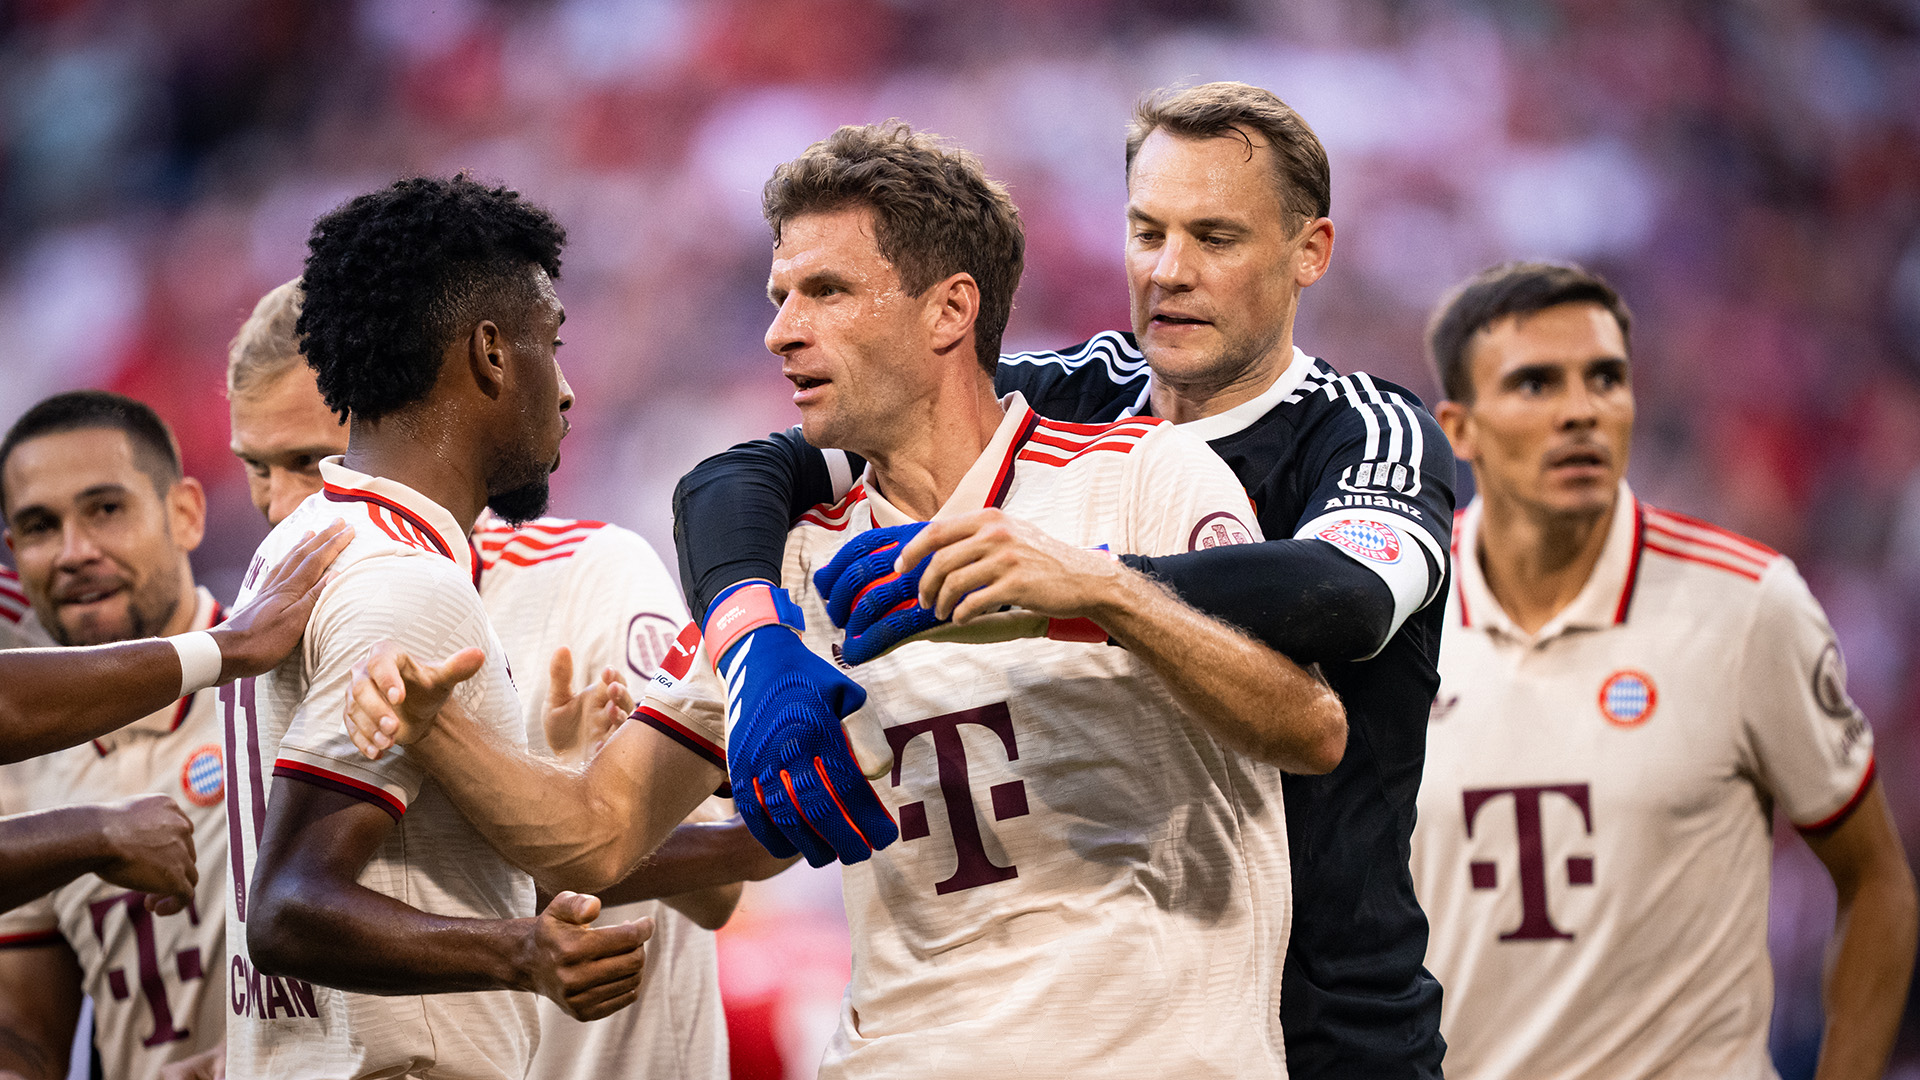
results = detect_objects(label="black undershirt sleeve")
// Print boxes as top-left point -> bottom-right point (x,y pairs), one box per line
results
672,429 -> 850,619
1120,540 -> 1397,666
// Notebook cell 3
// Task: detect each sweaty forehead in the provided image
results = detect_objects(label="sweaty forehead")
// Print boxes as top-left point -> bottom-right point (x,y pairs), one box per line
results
1127,128 -> 1289,222
1476,304 -> 1627,371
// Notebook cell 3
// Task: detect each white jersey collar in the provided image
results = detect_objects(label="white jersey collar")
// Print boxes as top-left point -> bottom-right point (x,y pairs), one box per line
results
1456,479 -> 1645,643
865,392 -> 1036,528
1129,346 -> 1317,441
319,456 -> 478,587
93,586 -> 220,754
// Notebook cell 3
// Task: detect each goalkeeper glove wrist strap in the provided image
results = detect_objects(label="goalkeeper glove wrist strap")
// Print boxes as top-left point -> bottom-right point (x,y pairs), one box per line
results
705,581 -> 804,669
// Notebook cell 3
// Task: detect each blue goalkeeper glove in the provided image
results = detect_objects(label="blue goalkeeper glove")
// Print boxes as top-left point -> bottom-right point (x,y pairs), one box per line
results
708,581 -> 897,867
815,523 -> 1111,664
814,523 -> 943,666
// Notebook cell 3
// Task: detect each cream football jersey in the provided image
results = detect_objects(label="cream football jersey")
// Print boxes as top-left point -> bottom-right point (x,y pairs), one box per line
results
474,514 -> 729,1080
641,393 -> 1290,1080
223,459 -> 537,1080
0,564 -> 52,651
1411,484 -> 1876,1080
0,589 -> 229,1080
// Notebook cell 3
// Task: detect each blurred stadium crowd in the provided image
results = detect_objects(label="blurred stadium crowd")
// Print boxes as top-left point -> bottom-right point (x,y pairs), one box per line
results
0,0 -> 1916,1076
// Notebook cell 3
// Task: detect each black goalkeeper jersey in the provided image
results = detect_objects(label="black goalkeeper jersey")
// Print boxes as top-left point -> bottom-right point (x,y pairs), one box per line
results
672,331 -> 1454,1078
1003,332 -> 1452,1078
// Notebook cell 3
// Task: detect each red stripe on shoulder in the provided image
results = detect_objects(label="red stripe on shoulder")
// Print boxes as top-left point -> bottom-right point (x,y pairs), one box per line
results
800,483 -> 868,530
1033,417 -> 1166,437
490,549 -> 581,568
1641,539 -> 1764,581
1643,508 -> 1778,560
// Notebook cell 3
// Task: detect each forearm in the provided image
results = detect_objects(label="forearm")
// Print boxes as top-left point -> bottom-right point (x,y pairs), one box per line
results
411,710 -> 718,893
595,818 -> 796,908
1123,540 -> 1396,665
250,875 -> 531,995
0,806 -> 116,911
1091,570 -> 1346,773
1813,866 -> 1918,1079
0,643 -> 184,763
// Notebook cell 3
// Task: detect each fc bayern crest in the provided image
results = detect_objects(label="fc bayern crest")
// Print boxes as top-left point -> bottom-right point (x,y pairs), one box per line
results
181,744 -> 224,807
1597,670 -> 1657,727
1316,518 -> 1402,564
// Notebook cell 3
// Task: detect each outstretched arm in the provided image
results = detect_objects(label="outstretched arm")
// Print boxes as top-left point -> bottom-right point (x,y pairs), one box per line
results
0,795 -> 197,914
0,523 -> 349,763
895,511 -> 1346,773
1802,780 -> 1917,1080
345,645 -> 725,894
592,814 -> 795,927
248,778 -> 649,1020
1121,541 -> 1397,664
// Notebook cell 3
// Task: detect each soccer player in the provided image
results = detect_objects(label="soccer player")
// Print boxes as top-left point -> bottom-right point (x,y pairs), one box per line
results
1410,261 -> 1918,1079
0,391 -> 251,1079
224,278 -> 784,1080
224,176 -> 648,1080
346,122 -> 1342,1078
670,81 -> 1452,1077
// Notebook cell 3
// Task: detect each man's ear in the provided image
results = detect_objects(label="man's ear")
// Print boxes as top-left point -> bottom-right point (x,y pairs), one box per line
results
466,320 -> 507,400
167,476 -> 207,554
927,272 -> 981,354
1293,217 -> 1334,289
1434,399 -> 1475,462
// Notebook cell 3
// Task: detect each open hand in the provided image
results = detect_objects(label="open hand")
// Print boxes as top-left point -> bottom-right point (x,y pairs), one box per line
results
542,647 -> 635,762
211,521 -> 351,681
345,641 -> 486,759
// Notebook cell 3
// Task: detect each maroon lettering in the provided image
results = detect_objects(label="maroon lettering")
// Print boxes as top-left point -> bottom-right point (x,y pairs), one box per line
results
1462,784 -> 1595,941
885,703 -> 1029,895
87,892 -> 193,1046
229,955 -> 319,1019
264,976 -> 295,1019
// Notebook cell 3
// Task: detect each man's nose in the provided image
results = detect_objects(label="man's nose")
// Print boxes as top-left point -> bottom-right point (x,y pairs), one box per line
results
766,297 -> 808,356
1150,235 -> 1196,291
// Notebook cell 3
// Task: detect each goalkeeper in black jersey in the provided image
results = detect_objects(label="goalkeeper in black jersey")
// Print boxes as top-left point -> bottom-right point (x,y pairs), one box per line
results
675,83 -> 1454,1079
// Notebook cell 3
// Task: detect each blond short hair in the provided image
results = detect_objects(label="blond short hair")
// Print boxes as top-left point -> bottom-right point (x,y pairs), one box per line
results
226,278 -> 305,399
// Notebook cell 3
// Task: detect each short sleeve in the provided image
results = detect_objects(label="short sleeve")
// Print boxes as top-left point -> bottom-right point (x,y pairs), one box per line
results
635,620 -> 727,772
274,557 -> 500,818
1736,560 -> 1876,830
1125,422 -> 1266,558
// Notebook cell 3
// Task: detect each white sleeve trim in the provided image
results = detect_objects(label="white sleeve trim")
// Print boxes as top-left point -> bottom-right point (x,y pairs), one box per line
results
1294,508 -> 1447,659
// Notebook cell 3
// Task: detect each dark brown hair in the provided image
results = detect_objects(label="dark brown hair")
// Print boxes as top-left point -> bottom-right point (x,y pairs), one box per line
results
1126,82 -> 1331,228
1427,261 -> 1633,404
763,122 -> 1024,373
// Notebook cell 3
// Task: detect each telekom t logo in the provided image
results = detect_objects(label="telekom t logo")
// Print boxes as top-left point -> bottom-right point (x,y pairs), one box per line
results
884,703 -> 1029,895
1462,783 -> 1595,941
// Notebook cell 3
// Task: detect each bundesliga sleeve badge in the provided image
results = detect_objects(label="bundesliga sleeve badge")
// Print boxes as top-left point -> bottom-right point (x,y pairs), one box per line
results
1597,670 -> 1657,727
181,744 -> 225,807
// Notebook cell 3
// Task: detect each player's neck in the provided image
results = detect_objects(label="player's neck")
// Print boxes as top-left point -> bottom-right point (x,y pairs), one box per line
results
343,416 -> 488,534
1475,492 -> 1617,635
158,572 -> 201,638
863,378 -> 1005,521
1146,330 -> 1294,424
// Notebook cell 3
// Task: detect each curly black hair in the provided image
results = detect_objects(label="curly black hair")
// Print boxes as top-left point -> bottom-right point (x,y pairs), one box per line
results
297,175 -> 566,423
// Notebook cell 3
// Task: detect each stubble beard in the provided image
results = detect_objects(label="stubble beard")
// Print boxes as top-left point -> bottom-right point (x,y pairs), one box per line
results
49,563 -> 184,647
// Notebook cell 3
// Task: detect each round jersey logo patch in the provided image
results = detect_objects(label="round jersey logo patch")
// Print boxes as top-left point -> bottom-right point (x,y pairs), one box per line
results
1597,670 -> 1657,727
626,612 -> 683,680
1316,518 -> 1402,564
1188,512 -> 1253,552
181,744 -> 224,807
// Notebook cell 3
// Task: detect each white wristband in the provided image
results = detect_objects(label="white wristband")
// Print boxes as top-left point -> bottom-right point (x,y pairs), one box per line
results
169,631 -> 224,697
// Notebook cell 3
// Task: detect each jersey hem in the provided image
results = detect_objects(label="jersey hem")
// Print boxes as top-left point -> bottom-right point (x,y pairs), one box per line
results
0,928 -> 60,949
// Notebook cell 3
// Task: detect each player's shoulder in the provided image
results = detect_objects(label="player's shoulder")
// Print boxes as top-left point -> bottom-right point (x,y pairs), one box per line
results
1289,362 -> 1437,430
1016,412 -> 1169,469
1638,503 -> 1785,591
797,481 -> 871,532
476,515 -> 624,573
996,331 -> 1151,419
